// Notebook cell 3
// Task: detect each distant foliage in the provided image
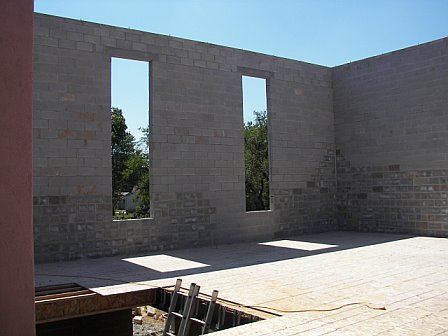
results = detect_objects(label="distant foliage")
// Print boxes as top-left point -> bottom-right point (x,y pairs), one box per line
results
111,107 -> 150,218
134,126 -> 150,217
245,110 -> 270,211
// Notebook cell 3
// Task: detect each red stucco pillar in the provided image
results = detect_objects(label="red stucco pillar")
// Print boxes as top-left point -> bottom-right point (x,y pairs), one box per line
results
0,1 -> 35,335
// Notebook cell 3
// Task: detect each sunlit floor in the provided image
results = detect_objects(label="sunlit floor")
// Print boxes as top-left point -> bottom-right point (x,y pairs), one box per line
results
35,231 -> 448,335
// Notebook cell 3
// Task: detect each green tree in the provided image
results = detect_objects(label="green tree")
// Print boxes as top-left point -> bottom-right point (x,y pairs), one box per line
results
135,166 -> 150,217
136,126 -> 150,154
111,107 -> 135,211
244,110 -> 270,211
133,126 -> 150,217
111,107 -> 151,218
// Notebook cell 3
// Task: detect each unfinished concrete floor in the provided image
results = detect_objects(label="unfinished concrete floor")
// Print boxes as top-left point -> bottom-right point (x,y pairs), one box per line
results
35,232 -> 448,335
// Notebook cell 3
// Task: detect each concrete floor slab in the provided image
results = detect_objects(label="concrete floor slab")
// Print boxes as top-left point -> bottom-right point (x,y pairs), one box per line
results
35,232 -> 448,335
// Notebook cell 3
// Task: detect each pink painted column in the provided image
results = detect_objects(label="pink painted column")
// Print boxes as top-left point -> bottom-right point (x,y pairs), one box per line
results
0,0 -> 35,335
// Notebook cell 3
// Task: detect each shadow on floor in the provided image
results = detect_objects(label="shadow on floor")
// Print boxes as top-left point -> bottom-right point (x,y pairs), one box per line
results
35,231 -> 414,290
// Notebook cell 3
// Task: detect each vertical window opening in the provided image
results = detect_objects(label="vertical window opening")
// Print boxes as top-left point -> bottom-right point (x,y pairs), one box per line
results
111,58 -> 150,219
242,75 -> 270,212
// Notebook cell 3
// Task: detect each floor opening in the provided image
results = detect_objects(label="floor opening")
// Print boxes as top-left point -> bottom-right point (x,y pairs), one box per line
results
35,282 -> 270,336
134,285 -> 269,335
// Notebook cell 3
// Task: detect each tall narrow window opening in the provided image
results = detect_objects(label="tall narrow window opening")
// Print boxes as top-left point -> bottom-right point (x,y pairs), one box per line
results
111,58 -> 150,219
242,76 -> 270,211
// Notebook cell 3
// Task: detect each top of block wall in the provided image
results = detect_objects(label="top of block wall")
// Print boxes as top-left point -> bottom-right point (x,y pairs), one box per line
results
33,13 -> 331,73
35,13 -> 447,72
333,37 -> 448,71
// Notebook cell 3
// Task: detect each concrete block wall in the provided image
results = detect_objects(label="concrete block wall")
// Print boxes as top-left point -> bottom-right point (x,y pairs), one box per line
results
33,14 -> 335,262
333,38 -> 448,236
33,14 -> 447,263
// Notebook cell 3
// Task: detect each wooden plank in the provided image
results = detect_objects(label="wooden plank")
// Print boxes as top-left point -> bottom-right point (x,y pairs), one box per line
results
35,285 -> 157,324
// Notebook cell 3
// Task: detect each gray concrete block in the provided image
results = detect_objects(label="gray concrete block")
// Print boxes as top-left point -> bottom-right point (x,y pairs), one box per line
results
33,13 -> 446,262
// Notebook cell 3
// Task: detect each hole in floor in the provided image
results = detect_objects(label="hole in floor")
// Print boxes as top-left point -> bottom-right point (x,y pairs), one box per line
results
35,283 -> 275,336
134,286 -> 272,335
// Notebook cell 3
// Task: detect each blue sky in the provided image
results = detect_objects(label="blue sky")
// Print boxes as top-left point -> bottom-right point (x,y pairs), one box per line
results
35,0 -> 448,138
111,58 -> 149,141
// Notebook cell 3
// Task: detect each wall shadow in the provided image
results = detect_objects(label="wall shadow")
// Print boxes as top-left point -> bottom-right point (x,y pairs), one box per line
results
35,231 -> 415,290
